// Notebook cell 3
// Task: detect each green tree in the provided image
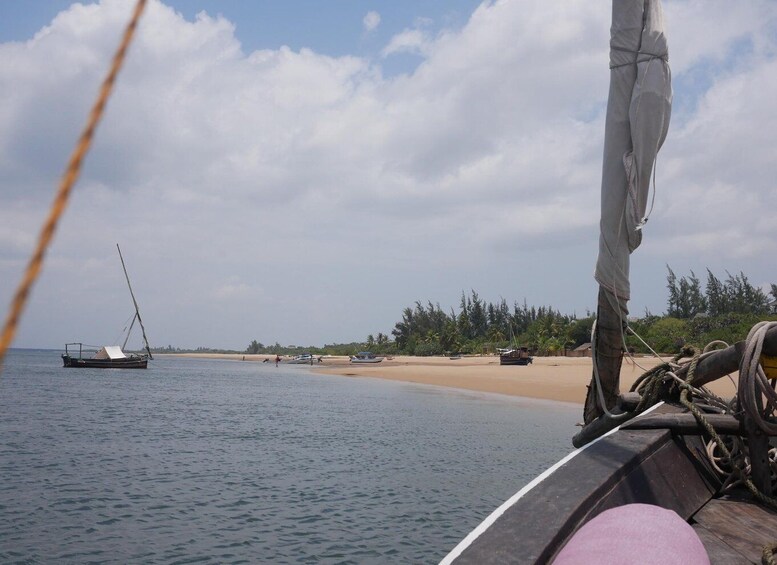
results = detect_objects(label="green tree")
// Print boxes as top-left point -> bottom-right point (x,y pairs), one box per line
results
644,317 -> 690,354
666,266 -> 680,317
722,271 -> 769,315
666,267 -> 706,318
706,269 -> 727,316
469,290 -> 488,338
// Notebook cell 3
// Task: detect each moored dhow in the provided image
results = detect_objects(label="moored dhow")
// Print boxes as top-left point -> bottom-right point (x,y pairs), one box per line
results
62,343 -> 148,369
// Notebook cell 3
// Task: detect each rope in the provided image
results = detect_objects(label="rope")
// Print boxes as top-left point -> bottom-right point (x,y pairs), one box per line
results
0,0 -> 147,372
764,542 -> 777,565
740,321 -> 777,435
678,348 -> 777,510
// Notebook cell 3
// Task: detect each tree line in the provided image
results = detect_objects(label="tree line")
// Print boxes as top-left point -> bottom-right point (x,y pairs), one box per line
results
243,268 -> 776,357
386,292 -> 592,356
666,267 -> 774,318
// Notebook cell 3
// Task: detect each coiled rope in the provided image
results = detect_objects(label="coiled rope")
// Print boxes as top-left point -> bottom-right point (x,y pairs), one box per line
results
0,0 -> 147,372
740,321 -> 777,436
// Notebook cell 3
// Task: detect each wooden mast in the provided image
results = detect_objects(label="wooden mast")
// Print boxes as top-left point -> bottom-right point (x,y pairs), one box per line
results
583,287 -> 626,424
117,243 -> 153,360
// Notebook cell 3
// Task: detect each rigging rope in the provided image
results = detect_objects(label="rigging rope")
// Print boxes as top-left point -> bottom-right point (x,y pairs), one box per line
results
740,321 -> 777,436
0,0 -> 147,371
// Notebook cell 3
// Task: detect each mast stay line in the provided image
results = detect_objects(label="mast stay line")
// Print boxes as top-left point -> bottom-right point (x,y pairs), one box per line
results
116,243 -> 153,360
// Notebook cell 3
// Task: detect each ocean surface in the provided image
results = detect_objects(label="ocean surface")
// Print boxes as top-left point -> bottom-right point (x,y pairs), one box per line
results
0,349 -> 580,564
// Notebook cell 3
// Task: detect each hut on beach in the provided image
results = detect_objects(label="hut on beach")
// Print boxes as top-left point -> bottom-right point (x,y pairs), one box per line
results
568,343 -> 592,358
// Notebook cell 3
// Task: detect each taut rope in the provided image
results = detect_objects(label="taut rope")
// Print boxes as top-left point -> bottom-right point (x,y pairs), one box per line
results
0,0 -> 147,371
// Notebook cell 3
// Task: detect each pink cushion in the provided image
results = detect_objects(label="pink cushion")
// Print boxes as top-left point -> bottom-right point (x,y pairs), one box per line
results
553,503 -> 710,564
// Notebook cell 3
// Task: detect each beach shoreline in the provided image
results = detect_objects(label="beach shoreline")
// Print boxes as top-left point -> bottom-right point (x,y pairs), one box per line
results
159,353 -> 741,406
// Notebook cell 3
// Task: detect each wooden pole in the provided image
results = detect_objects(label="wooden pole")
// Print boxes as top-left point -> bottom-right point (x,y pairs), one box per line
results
583,286 -> 626,424
622,413 -> 744,435
673,325 -> 777,387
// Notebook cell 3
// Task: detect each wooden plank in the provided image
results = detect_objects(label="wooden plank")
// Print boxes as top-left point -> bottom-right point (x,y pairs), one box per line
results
583,435 -> 716,520
691,523 -> 749,564
693,497 -> 777,564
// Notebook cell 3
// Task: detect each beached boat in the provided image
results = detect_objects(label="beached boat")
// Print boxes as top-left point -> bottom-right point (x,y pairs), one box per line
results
287,353 -> 315,364
350,351 -> 384,364
62,244 -> 153,369
499,347 -> 532,366
444,1 -> 777,562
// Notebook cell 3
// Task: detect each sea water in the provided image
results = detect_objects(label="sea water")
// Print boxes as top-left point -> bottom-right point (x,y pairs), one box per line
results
0,349 -> 579,564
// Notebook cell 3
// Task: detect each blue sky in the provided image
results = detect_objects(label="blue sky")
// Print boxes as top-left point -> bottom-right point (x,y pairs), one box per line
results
1,1 -> 775,350
0,1 -> 481,75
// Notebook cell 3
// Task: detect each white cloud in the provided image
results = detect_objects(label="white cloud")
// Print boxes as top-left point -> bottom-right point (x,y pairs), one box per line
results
363,11 -> 380,33
1,0 -> 776,348
381,29 -> 432,57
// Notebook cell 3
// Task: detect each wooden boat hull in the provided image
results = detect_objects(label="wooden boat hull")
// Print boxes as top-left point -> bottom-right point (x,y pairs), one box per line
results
62,354 -> 148,369
443,405 -> 777,564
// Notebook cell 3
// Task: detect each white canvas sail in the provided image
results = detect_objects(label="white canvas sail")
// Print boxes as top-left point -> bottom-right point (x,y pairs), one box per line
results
594,0 -> 672,317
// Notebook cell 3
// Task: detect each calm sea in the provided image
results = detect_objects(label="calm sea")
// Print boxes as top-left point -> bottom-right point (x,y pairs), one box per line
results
0,349 -> 579,564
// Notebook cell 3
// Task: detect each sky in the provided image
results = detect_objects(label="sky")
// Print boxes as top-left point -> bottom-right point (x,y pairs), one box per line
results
1,0 -> 775,351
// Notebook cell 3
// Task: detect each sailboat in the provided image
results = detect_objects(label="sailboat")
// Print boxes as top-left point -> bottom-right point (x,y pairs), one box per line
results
61,244 -> 153,369
499,323 -> 533,366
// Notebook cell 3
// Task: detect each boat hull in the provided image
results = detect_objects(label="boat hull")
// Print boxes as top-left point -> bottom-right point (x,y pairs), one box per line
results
445,415 -> 716,563
62,354 -> 148,369
499,355 -> 532,365
350,352 -> 384,363
443,403 -> 777,564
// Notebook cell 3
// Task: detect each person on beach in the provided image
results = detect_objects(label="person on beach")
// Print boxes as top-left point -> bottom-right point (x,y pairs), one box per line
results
275,355 -> 281,367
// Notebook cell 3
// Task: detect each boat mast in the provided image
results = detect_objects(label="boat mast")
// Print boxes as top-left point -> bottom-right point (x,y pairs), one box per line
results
117,243 -> 153,360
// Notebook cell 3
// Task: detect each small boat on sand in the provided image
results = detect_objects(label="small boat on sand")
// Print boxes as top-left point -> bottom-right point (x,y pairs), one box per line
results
287,353 -> 315,364
350,351 -> 384,364
499,347 -> 533,366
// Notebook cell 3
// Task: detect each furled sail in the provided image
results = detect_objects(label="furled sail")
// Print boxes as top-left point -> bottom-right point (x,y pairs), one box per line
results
585,0 -> 672,423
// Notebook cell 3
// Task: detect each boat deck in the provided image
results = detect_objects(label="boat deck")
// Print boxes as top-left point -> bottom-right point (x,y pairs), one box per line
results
693,496 -> 777,564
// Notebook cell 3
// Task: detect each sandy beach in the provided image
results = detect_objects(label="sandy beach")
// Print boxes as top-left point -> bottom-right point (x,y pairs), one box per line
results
163,353 -> 740,406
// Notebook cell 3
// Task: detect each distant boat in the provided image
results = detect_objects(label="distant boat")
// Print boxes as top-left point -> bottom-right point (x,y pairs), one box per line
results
62,244 -> 153,369
499,347 -> 533,366
350,351 -> 384,364
62,343 -> 148,368
287,353 -> 315,364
